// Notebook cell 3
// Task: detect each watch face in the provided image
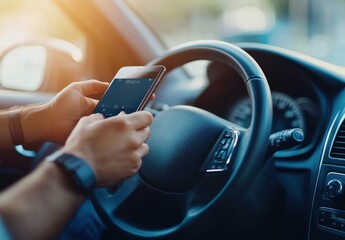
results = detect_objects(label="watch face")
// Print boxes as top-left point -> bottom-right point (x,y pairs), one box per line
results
49,152 -> 96,195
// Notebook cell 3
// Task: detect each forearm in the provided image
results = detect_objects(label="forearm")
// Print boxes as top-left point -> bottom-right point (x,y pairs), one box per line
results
0,162 -> 84,240
0,104 -> 49,150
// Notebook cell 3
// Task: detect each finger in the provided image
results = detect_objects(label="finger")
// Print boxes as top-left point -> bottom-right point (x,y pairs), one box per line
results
136,143 -> 150,159
149,93 -> 156,101
72,80 -> 109,97
125,111 -> 153,129
104,111 -> 153,129
79,113 -> 104,124
89,98 -> 99,107
81,98 -> 100,116
133,126 -> 151,143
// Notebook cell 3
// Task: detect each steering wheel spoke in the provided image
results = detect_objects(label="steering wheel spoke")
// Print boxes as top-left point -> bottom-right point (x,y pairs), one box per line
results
92,173 -> 141,217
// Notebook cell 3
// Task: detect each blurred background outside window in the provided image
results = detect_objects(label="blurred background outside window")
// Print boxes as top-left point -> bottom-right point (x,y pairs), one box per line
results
127,0 -> 345,69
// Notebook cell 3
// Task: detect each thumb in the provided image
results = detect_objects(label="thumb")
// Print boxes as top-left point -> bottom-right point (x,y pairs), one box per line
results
82,98 -> 99,116
72,80 -> 109,97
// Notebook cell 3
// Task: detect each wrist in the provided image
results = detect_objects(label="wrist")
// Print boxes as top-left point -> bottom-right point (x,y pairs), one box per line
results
61,146 -> 98,182
0,161 -> 85,240
21,103 -> 50,143
8,110 -> 25,146
41,161 -> 85,198
46,150 -> 97,195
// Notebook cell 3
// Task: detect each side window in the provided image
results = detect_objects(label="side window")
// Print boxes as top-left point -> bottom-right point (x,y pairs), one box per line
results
0,0 -> 86,91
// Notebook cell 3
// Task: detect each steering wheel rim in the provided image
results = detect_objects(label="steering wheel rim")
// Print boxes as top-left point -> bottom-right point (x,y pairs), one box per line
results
92,40 -> 272,238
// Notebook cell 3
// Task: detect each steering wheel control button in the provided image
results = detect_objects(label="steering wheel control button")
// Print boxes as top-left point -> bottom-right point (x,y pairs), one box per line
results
318,207 -> 345,233
206,129 -> 239,173
224,131 -> 233,138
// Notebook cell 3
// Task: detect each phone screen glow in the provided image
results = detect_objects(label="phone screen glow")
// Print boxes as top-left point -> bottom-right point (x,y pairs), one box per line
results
94,77 -> 154,118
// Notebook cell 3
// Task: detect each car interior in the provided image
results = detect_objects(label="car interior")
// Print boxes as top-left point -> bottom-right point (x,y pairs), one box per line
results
0,0 -> 345,239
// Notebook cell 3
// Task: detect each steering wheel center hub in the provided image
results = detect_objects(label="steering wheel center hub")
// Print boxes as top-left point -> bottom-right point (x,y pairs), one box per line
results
140,106 -> 227,193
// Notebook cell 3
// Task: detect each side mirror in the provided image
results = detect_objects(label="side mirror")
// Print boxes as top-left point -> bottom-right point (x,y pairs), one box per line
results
0,39 -> 83,92
0,45 -> 47,91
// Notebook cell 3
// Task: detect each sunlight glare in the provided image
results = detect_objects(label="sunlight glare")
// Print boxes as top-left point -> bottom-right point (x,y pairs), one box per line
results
223,5 -> 275,33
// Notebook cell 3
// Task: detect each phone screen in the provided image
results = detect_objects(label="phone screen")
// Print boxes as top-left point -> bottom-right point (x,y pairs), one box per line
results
94,66 -> 165,118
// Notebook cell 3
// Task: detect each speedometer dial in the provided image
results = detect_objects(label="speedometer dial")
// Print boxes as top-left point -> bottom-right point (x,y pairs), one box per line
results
228,92 -> 306,133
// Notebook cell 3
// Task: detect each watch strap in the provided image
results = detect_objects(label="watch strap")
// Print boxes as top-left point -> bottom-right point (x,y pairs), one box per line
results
8,110 -> 25,146
47,151 -> 96,195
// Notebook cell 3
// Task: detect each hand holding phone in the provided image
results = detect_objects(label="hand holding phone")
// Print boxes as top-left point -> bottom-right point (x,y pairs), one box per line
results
94,65 -> 166,118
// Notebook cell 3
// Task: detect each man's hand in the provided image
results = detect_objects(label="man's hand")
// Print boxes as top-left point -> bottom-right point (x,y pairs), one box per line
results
0,105 -> 153,240
61,111 -> 153,186
47,80 -> 109,144
0,81 -> 154,239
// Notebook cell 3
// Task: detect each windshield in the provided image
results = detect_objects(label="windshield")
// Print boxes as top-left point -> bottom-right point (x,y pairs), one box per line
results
126,0 -> 345,67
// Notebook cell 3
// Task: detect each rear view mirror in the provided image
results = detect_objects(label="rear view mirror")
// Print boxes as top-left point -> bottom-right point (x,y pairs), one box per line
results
0,45 -> 47,91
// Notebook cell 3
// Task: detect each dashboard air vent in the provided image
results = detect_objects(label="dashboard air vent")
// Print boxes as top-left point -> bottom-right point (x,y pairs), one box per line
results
330,119 -> 345,159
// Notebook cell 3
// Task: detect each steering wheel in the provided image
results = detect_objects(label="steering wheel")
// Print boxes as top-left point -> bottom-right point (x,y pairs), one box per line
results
92,40 -> 272,238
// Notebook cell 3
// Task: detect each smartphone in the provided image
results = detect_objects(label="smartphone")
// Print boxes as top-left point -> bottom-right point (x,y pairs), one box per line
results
94,65 -> 166,118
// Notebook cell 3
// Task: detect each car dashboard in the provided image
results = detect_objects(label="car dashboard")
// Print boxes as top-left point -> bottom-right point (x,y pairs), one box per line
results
194,50 -> 326,159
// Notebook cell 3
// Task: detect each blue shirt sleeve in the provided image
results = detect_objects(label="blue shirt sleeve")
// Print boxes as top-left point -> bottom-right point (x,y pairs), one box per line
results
0,216 -> 12,240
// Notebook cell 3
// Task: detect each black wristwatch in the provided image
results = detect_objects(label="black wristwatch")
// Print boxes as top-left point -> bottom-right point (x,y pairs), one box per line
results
46,151 -> 96,195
